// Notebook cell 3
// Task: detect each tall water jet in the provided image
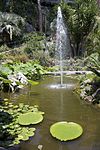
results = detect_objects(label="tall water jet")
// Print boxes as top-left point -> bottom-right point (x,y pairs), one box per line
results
55,6 -> 70,87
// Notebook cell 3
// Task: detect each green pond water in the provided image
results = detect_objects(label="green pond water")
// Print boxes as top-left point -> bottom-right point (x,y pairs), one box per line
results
0,76 -> 100,150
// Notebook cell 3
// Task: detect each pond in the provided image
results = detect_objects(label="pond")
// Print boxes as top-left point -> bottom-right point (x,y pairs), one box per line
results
0,76 -> 100,150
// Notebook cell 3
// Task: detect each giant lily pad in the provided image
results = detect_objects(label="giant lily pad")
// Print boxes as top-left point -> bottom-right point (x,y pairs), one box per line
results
18,112 -> 43,125
50,121 -> 83,141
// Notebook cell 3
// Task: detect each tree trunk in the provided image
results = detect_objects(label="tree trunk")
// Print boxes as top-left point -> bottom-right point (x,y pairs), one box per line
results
9,0 -> 13,13
75,42 -> 80,57
37,0 -> 43,32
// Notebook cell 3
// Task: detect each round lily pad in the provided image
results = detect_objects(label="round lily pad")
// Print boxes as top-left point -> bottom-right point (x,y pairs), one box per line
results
50,121 -> 83,141
18,112 -> 43,125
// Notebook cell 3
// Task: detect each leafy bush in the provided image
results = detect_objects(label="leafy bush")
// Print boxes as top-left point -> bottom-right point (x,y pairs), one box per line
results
10,61 -> 47,80
0,44 -> 10,52
23,32 -> 45,51
86,17 -> 100,55
0,61 -> 46,92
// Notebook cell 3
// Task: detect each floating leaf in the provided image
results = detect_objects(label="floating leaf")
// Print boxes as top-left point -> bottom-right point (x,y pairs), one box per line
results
13,139 -> 20,145
18,112 -> 44,125
8,104 -> 14,108
50,122 -> 83,141
0,100 -> 44,147
4,98 -> 9,101
17,127 -> 35,141
19,103 -> 24,108
13,105 -> 19,109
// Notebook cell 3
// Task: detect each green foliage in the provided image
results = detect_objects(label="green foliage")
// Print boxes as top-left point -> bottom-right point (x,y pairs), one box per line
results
22,33 -> 54,66
17,127 -> 35,141
0,61 -> 46,92
23,32 -> 45,43
0,65 -> 12,78
23,32 -> 46,54
0,45 -> 10,53
0,64 -> 21,91
89,53 -> 100,69
86,17 -> 100,55
11,61 -> 46,80
1,0 -> 37,28
60,0 -> 98,57
50,121 -> 83,141
85,53 -> 100,70
0,99 -> 44,147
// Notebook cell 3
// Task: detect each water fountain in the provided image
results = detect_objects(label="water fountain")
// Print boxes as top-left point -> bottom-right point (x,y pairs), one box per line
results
54,6 -> 70,88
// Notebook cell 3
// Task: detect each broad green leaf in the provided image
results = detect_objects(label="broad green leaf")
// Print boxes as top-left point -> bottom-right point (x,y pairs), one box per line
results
18,112 -> 44,125
50,121 -> 83,141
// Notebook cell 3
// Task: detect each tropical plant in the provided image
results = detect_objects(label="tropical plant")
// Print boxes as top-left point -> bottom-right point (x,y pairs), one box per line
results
60,0 -> 98,57
85,53 -> 100,76
85,16 -> 100,55
89,53 -> 100,69
75,52 -> 100,104
0,61 -> 43,92
10,61 -> 46,80
0,0 -> 37,30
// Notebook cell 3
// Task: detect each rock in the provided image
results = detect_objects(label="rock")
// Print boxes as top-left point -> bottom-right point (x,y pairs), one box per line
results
16,72 -> 28,84
25,22 -> 34,32
0,147 -> 7,150
8,145 -> 20,150
84,96 -> 93,103
83,79 -> 91,85
84,85 -> 91,92
80,90 -> 86,99
8,72 -> 28,92
92,88 -> 100,98
38,145 -> 43,150
97,103 -> 100,108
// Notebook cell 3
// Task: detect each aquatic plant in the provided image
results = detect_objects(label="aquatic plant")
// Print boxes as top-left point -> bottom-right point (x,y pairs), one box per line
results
50,121 -> 83,141
18,112 -> 44,125
0,98 -> 44,147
